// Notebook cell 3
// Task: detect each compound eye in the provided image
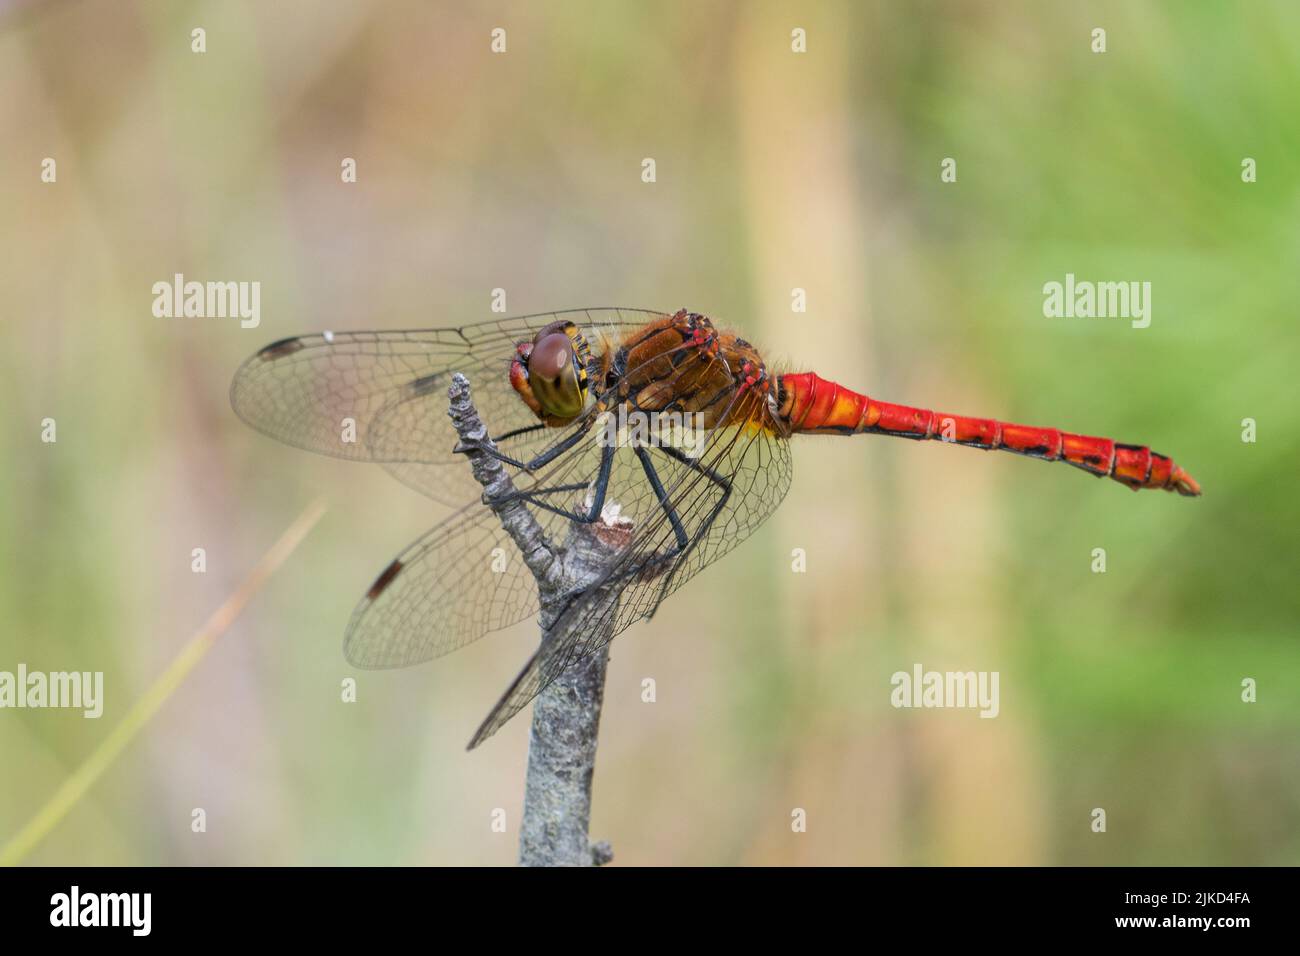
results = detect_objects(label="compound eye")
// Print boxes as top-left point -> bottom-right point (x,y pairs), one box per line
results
527,332 -> 583,417
528,333 -> 571,380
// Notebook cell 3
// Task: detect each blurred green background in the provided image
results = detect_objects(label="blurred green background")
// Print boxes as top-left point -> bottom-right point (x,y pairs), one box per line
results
2,0 -> 1297,865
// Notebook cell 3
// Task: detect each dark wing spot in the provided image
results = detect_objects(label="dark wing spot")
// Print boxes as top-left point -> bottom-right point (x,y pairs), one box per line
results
257,337 -> 306,360
406,374 -> 442,397
366,559 -> 404,600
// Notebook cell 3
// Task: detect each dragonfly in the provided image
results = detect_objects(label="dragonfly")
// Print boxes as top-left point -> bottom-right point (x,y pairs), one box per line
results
231,308 -> 1201,747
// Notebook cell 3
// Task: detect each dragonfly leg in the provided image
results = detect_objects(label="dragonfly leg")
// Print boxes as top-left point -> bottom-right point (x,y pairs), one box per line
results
538,443 -> 738,644
654,444 -> 733,547
489,440 -> 617,523
637,444 -> 734,617
527,442 -> 728,615
633,445 -> 689,551
620,443 -> 734,590
454,421 -> 587,471
490,422 -> 548,445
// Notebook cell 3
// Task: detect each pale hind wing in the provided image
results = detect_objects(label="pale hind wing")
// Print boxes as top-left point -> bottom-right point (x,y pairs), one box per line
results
342,503 -> 545,668
343,407 -> 632,666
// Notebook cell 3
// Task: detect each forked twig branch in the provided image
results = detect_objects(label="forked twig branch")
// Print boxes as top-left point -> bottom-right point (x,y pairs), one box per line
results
446,373 -> 616,867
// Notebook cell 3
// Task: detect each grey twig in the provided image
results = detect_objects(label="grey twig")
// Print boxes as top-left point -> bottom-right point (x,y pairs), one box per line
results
447,372 -> 618,867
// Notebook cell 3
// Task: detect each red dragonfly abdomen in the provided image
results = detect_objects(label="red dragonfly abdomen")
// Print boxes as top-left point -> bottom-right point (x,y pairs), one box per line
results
777,372 -> 1201,496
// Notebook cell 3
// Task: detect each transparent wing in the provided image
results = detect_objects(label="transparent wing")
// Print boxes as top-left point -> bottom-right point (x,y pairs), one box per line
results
467,389 -> 794,747
307,313 -> 793,747
343,413 -> 691,667
229,308 -> 663,504
343,502 -> 545,667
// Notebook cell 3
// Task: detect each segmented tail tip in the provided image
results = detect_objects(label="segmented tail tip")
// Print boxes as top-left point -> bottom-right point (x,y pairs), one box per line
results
1172,467 -> 1202,497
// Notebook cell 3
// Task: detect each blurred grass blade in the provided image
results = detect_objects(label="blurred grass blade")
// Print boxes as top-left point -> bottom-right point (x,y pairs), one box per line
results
0,498 -> 328,867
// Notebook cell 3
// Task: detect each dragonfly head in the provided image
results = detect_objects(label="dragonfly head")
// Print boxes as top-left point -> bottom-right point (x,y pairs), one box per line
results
510,321 -> 590,421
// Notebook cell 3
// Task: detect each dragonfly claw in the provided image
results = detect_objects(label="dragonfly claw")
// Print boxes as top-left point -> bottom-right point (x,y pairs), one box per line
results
452,430 -> 490,457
